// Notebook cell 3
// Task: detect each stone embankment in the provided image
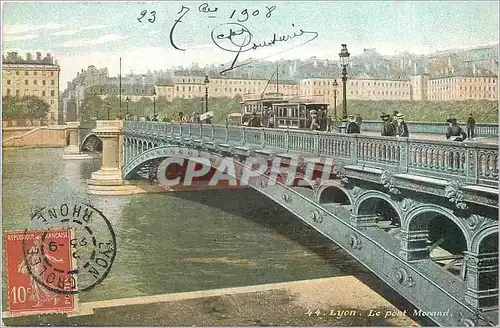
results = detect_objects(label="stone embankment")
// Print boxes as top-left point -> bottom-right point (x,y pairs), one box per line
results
2,126 -> 66,148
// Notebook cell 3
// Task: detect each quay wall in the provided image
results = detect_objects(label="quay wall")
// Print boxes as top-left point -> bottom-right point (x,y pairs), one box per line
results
2,126 -> 66,148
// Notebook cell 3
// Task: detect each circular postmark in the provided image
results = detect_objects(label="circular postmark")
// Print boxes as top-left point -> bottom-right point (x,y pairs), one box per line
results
22,203 -> 116,294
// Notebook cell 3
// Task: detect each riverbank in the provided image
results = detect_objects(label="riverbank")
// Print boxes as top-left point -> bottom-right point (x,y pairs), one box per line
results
2,125 -> 66,148
2,276 -> 425,326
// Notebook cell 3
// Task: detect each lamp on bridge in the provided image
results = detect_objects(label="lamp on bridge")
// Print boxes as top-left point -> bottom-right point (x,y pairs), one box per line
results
204,74 -> 209,113
96,108 -> 99,120
126,97 -> 130,119
152,89 -> 157,117
332,79 -> 338,129
339,44 -> 350,130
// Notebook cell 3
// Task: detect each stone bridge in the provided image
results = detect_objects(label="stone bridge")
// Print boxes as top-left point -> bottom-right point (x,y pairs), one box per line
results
65,120 -> 498,326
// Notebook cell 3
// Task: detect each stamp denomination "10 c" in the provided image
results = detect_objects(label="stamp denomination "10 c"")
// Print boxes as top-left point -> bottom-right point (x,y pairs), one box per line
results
4,228 -> 77,315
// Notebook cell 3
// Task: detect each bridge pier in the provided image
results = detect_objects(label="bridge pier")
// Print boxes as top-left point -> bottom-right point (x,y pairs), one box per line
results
464,251 -> 499,309
63,121 -> 92,159
87,120 -> 127,194
398,229 -> 430,262
350,214 -> 378,228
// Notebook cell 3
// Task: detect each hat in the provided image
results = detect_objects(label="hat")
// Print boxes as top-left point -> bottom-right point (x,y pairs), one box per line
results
380,113 -> 390,120
309,110 -> 318,115
396,113 -> 404,119
348,114 -> 355,119
446,118 -> 457,123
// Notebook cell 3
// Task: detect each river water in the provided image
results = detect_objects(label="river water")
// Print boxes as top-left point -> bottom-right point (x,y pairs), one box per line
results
2,148 -> 371,306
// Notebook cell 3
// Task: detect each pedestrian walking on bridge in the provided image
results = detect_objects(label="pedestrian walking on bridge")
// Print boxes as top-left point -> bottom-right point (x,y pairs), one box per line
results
380,113 -> 395,136
467,113 -> 476,139
356,113 -> 363,131
346,115 -> 360,134
395,113 -> 409,137
446,118 -> 467,142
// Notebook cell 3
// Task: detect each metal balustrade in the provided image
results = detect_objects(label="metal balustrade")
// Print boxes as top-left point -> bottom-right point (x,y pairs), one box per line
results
361,121 -> 498,138
124,122 -> 498,187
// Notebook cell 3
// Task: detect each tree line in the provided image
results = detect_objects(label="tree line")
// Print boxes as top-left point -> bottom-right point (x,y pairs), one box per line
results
2,96 -> 51,125
346,100 -> 498,123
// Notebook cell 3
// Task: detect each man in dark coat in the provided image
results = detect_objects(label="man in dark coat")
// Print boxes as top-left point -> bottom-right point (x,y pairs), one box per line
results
391,110 -> 399,129
381,113 -> 395,136
248,112 -> 261,127
467,113 -> 476,139
355,113 -> 363,131
346,115 -> 360,134
395,113 -> 409,137
446,118 -> 467,141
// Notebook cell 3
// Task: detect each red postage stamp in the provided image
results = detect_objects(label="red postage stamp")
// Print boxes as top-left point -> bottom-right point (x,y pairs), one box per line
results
4,228 -> 77,315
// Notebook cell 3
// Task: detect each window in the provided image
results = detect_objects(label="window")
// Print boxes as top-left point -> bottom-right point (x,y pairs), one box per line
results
7,80 -> 11,85
34,80 -> 38,85
25,80 -> 28,85
16,71 -> 19,76
25,71 -> 29,76
51,72 -> 54,76
16,90 -> 20,96
42,91 -> 46,96
34,71 -> 37,76
43,80 -> 46,85
51,80 -> 55,85
51,90 -> 55,96
6,89 -> 11,95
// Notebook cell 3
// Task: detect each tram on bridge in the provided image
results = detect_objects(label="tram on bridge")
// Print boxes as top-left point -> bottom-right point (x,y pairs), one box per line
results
240,93 -> 329,130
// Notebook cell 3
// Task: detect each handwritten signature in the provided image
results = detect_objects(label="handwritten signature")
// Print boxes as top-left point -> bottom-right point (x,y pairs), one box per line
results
211,23 -> 318,75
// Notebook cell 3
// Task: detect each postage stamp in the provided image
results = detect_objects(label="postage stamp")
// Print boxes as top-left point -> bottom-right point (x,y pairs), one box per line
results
4,228 -> 77,315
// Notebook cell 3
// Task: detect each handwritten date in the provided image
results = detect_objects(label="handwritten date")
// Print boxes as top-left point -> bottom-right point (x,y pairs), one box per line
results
137,10 -> 156,23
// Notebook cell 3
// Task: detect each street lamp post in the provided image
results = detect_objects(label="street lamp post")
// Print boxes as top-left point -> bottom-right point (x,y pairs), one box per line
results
204,74 -> 209,113
339,44 -> 350,121
96,108 -> 99,120
106,102 -> 110,120
126,97 -> 130,119
332,79 -> 338,128
152,90 -> 157,117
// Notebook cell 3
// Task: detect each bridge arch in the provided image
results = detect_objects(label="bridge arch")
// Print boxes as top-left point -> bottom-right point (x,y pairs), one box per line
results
471,225 -> 498,254
403,204 -> 471,251
316,181 -> 353,205
353,190 -> 402,222
80,133 -> 102,152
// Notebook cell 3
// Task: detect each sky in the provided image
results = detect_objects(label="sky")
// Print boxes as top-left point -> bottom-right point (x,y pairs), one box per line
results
2,1 -> 499,88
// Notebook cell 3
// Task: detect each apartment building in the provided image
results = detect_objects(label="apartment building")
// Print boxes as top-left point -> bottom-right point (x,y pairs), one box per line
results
2,52 -> 61,123
172,74 -> 299,100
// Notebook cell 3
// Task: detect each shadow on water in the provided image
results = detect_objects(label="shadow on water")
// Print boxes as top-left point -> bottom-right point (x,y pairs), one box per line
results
165,188 -> 436,326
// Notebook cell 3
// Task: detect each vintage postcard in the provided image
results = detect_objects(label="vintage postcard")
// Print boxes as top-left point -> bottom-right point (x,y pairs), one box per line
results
1,1 -> 498,327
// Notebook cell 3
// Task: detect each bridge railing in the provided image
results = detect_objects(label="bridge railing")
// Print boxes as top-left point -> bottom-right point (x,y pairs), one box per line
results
124,122 -> 498,187
361,121 -> 498,137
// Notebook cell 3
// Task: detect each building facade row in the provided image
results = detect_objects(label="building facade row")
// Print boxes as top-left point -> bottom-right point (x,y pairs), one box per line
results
2,52 -> 61,123
77,72 -> 498,118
